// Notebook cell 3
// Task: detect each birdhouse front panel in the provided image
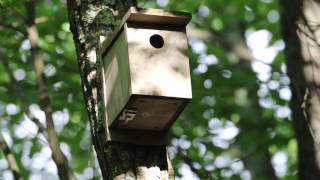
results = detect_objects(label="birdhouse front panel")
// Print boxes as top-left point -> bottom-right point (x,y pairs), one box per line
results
126,23 -> 192,98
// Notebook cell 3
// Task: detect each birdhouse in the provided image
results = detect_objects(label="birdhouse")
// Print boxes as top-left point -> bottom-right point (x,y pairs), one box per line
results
100,7 -> 192,144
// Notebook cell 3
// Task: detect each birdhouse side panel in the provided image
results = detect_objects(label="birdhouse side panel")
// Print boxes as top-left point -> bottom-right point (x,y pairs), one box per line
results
126,23 -> 192,99
102,30 -> 132,127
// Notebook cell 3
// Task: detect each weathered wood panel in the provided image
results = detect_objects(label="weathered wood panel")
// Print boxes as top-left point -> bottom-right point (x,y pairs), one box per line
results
126,23 -> 192,99
127,7 -> 191,26
101,8 -> 192,144
112,95 -> 187,131
102,30 -> 131,127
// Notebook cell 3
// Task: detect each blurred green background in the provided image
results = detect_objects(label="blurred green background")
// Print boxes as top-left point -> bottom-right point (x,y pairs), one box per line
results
0,0 -> 295,179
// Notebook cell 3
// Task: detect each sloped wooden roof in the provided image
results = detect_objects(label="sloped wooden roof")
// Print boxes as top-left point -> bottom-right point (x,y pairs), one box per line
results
100,7 -> 191,55
125,7 -> 191,26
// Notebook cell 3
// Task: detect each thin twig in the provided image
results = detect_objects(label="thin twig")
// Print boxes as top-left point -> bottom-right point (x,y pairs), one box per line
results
7,5 -> 27,23
0,50 -> 47,136
0,130 -> 23,180
0,23 -> 27,36
177,150 -> 204,178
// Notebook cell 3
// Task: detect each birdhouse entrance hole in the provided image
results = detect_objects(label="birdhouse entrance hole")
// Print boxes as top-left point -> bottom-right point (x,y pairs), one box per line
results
149,34 -> 164,48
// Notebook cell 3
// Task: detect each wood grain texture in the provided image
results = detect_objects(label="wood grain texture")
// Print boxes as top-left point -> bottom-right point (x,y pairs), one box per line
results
112,95 -> 187,131
100,7 -> 191,56
108,128 -> 168,145
127,23 -> 192,99
102,29 -> 131,127
102,23 -> 191,134
127,7 -> 191,26
67,1 -> 175,179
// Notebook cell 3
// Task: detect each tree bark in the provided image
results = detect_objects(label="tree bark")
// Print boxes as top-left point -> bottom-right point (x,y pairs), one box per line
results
66,1 -> 173,179
280,0 -> 320,179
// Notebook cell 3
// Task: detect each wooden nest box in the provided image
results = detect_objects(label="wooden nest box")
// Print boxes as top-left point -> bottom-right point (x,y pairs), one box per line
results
100,7 -> 192,144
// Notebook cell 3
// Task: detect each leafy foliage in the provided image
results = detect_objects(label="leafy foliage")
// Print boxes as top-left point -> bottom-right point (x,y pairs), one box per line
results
0,0 -> 296,179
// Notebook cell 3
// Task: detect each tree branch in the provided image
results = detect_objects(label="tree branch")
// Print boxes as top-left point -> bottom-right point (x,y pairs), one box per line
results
24,1 -> 74,179
0,50 -> 47,136
0,130 -> 23,180
177,149 -> 204,178
0,23 -> 27,36
190,23 -> 255,64
7,5 -> 27,23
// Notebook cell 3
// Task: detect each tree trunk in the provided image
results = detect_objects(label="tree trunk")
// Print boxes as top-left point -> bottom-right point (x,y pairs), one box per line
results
280,0 -> 320,179
65,1 -> 173,179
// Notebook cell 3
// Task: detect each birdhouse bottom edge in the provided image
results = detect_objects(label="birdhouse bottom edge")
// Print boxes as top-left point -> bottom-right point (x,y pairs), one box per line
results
110,94 -> 190,131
